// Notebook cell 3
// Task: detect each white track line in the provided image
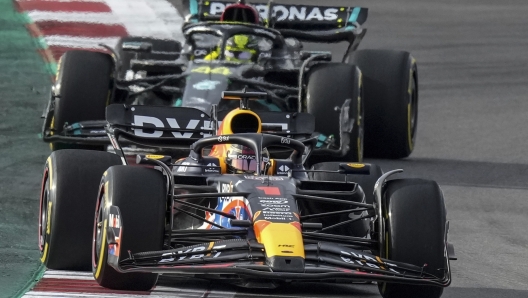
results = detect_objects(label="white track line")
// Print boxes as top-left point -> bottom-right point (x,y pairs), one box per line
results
42,270 -> 94,280
19,0 -> 106,2
103,0 -> 184,40
45,35 -> 120,48
27,11 -> 122,24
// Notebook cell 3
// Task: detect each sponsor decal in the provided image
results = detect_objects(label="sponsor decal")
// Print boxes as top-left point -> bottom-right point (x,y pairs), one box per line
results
191,66 -> 232,75
193,80 -> 221,91
219,182 -> 233,202
278,244 -> 295,248
159,246 -> 222,263
277,164 -> 290,175
244,175 -> 285,180
217,135 -> 230,142
132,115 -> 214,138
340,250 -> 400,273
204,162 -> 220,173
108,214 -> 121,229
281,137 -> 291,144
221,182 -> 233,193
207,2 -> 339,21
259,199 -> 289,204
194,49 -> 209,56
176,161 -> 190,172
146,155 -> 165,159
262,210 -> 294,221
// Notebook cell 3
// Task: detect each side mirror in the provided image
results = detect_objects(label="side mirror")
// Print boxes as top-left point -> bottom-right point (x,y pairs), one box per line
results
121,42 -> 153,53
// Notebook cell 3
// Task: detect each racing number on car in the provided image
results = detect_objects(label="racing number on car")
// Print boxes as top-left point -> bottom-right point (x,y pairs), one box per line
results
218,135 -> 229,142
191,66 -> 231,76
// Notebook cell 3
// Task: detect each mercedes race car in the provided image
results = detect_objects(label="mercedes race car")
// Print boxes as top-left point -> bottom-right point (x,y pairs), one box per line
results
41,0 -> 418,161
39,91 -> 453,298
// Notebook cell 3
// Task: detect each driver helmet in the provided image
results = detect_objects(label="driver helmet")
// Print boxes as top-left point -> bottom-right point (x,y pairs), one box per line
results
225,144 -> 270,174
225,34 -> 259,63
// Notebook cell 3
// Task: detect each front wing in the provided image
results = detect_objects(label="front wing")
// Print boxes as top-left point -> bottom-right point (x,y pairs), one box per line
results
107,237 -> 451,287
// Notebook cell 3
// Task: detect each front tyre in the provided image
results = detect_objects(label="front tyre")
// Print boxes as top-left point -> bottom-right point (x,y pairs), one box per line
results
39,150 -> 121,270
378,179 -> 447,298
93,166 -> 166,291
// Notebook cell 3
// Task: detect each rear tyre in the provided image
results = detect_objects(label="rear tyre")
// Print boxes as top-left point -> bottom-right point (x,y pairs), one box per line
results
349,50 -> 418,159
51,50 -> 114,151
305,63 -> 364,163
39,150 -> 121,270
93,166 -> 166,291
378,179 -> 446,298
307,162 -> 382,237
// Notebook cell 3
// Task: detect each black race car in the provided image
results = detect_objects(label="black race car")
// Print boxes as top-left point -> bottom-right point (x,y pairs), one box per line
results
39,91 -> 454,298
41,0 -> 418,161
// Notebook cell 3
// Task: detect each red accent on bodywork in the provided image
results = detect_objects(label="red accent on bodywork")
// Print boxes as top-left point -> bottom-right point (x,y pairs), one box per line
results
220,3 -> 260,24
253,220 -> 272,239
256,186 -> 281,195
289,222 -> 301,232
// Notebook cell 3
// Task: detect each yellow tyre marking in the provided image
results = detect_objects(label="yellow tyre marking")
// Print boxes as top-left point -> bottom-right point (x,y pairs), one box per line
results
40,243 -> 49,263
94,219 -> 108,279
49,117 -> 56,151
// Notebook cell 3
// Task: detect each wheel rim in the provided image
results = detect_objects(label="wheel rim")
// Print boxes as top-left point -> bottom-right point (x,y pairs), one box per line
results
39,168 -> 50,253
93,183 -> 105,270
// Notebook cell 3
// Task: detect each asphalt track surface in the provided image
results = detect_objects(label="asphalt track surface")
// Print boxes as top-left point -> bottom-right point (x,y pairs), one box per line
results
2,0 -> 528,297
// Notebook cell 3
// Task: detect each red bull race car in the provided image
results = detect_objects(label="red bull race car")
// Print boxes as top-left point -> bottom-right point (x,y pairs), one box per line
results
38,91 -> 454,298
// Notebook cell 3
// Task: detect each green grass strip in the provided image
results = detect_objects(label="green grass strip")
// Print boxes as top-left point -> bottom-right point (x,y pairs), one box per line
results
11,263 -> 47,298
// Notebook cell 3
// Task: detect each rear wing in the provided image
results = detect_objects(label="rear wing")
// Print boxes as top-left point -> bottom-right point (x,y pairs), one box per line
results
106,104 -> 315,148
190,0 -> 368,30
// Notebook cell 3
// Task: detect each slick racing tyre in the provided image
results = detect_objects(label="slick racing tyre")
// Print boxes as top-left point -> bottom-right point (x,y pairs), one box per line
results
93,166 -> 166,291
117,36 -> 182,78
39,150 -> 121,270
305,63 -> 364,163
50,50 -> 114,151
307,162 -> 383,237
378,179 -> 447,298
349,50 -> 418,159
